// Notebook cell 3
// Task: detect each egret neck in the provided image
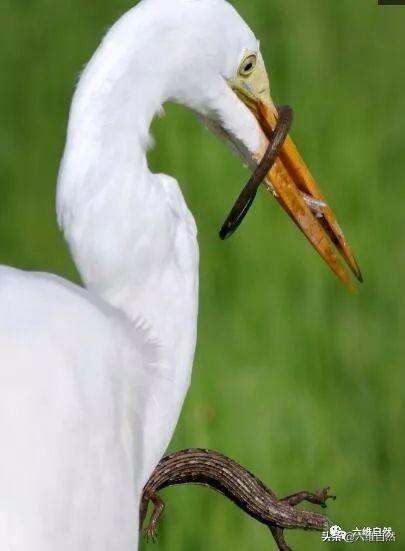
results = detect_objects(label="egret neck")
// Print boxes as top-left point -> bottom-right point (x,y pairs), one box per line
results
57,7 -> 200,476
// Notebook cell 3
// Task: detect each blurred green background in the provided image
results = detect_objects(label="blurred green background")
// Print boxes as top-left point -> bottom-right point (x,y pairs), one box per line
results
1,0 -> 404,549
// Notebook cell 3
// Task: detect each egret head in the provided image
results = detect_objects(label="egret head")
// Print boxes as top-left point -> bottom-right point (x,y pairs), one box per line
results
129,0 -> 362,287
143,0 -> 361,288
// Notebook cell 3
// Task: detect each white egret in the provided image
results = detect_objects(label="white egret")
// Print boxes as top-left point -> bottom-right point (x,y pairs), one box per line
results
0,0 -> 361,549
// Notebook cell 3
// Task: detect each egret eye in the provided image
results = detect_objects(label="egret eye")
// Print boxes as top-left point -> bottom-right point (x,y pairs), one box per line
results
239,54 -> 257,77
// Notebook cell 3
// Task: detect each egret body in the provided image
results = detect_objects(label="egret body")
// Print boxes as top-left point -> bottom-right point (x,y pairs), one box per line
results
0,1 -> 360,549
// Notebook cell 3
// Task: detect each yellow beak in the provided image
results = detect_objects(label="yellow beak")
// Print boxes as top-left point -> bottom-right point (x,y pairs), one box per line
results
230,78 -> 362,291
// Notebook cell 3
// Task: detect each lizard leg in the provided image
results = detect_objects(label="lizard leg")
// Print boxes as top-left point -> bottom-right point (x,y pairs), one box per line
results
139,494 -> 149,533
281,487 -> 336,509
269,526 -> 292,551
143,493 -> 165,543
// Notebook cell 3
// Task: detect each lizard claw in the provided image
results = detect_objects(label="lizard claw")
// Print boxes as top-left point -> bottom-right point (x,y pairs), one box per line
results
315,487 -> 336,508
143,523 -> 158,544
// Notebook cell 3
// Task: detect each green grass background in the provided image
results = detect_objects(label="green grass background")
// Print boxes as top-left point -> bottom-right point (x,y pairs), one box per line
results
1,0 -> 404,549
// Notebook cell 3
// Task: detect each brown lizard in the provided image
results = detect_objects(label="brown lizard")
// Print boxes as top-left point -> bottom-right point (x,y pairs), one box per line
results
140,449 -> 335,550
